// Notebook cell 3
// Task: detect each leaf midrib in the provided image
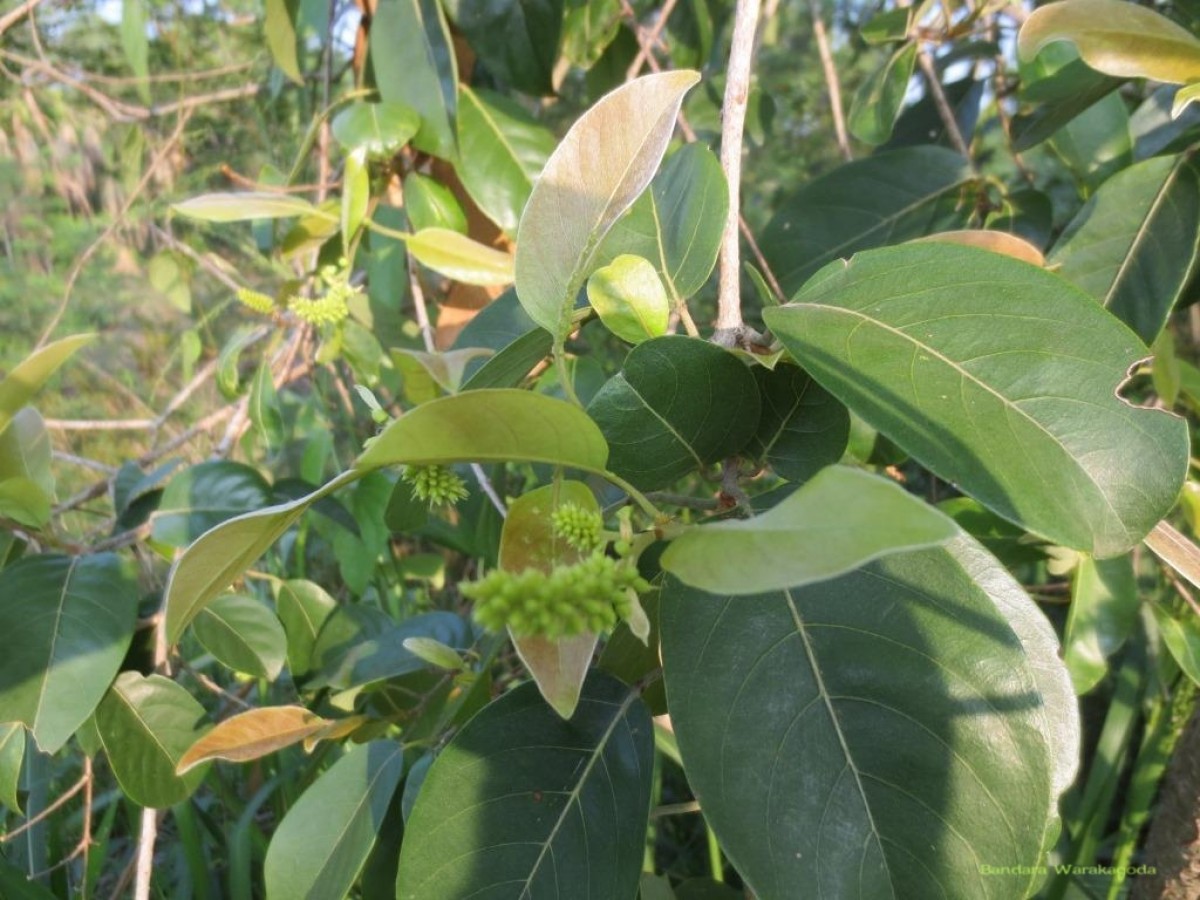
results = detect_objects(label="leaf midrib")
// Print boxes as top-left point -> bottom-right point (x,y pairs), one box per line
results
1105,155 -> 1189,310
794,302 -> 1129,542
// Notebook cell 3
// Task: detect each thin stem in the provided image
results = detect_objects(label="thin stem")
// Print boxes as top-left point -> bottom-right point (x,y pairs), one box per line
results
809,0 -> 852,162
133,808 -> 157,900
599,470 -> 665,521
0,774 -> 87,843
917,49 -> 973,164
714,0 -> 763,347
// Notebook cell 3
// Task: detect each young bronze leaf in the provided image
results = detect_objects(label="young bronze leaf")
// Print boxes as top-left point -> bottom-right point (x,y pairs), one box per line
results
515,70 -> 700,340
176,706 -> 331,774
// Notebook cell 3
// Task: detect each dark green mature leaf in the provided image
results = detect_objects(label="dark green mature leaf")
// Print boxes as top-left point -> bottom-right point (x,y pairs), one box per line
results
763,243 -> 1189,558
595,142 -> 728,302
515,70 -> 700,340
371,0 -> 457,159
395,674 -> 653,899
586,336 -> 760,491
660,466 -> 956,594
456,87 -> 556,236
0,854 -> 58,900
1064,555 -> 1138,695
849,42 -> 917,145
151,461 -> 272,547
358,389 -> 609,473
264,741 -> 406,900
0,555 -> 138,754
332,101 -> 421,156
1012,57 -> 1124,152
314,612 -> 473,691
563,0 -> 622,68
1049,152 -> 1200,344
749,364 -> 849,483
443,0 -> 562,95
660,537 -> 1075,900
452,289 -> 553,389
96,673 -> 209,809
164,470 -> 359,644
0,334 -> 93,437
193,594 -> 288,680
274,579 -> 338,677
759,146 -> 974,295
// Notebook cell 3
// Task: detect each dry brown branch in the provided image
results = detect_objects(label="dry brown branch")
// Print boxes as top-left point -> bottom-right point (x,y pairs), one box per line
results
0,0 -> 48,40
809,0 -> 852,161
0,772 -> 88,844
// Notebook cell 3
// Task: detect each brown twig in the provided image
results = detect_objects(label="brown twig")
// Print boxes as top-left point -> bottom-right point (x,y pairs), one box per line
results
625,0 -> 680,80
917,49 -> 973,163
0,0 -> 47,39
0,773 -> 88,844
809,0 -> 852,162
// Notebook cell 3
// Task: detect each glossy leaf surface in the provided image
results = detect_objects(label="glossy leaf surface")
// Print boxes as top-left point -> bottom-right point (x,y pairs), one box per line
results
0,554 -> 138,753
264,741 -> 406,900
586,336 -> 759,490
661,537 -> 1076,899
749,364 -> 849,483
395,674 -> 653,900
764,243 -> 1189,557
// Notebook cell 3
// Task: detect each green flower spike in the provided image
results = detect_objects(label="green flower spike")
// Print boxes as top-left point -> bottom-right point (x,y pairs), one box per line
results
403,465 -> 469,508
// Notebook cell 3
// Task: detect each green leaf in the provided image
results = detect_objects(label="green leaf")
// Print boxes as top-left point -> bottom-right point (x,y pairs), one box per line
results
172,192 -> 325,223
1049,79 -> 1133,189
585,336 -> 760,491
1172,81 -> 1200,118
264,741 -> 406,900
0,334 -> 93,437
456,86 -> 556,236
499,481 -> 602,718
0,408 -> 54,527
264,0 -> 303,84
763,242 -> 1189,557
249,362 -> 285,449
660,466 -> 956,594
391,348 -> 493,401
595,142 -> 728,302
274,579 -> 338,677
121,0 -> 150,102
358,389 -> 609,473
587,255 -> 671,343
759,146 -> 974,295
563,0 -> 622,68
0,554 -> 138,754
341,147 -> 370,247
442,0 -> 563,96
1019,0 -> 1200,86
395,674 -> 653,899
0,724 -> 24,813
331,101 -> 420,156
405,228 -> 514,285
0,855 -> 58,900
313,612 -> 473,691
371,0 -> 457,159
1012,55 -> 1124,152
849,42 -> 918,145
660,536 -> 1074,899
402,173 -> 467,234
164,470 -> 358,644
150,461 -> 273,548
96,673 -> 209,809
452,290 -> 554,390
1064,554 -> 1138,695
749,364 -> 849,483
193,594 -> 288,680
1048,152 -> 1200,344
515,70 -> 700,340
1153,602 -> 1200,684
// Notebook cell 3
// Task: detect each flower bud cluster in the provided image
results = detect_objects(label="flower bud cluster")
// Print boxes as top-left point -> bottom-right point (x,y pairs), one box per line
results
403,464 -> 469,507
550,504 -> 603,552
463,553 -> 651,638
236,288 -> 276,315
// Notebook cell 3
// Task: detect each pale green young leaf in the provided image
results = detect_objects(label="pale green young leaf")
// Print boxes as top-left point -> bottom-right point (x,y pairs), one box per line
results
660,466 -> 956,594
849,42 -> 918,145
406,228 -> 514,286
587,255 -> 671,344
515,70 -> 700,339
1019,0 -> 1200,86
264,0 -> 303,84
172,192 -> 325,223
402,172 -> 468,234
341,147 -> 370,249
0,334 -> 94,436
1064,554 -> 1138,695
0,723 -> 24,814
331,101 -> 420,156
